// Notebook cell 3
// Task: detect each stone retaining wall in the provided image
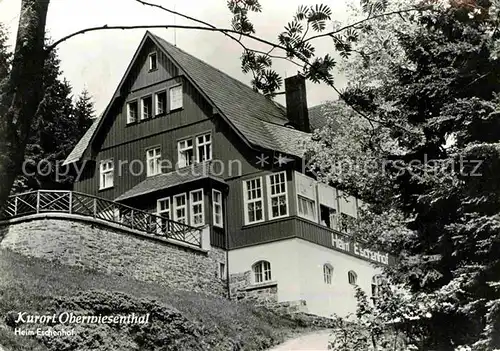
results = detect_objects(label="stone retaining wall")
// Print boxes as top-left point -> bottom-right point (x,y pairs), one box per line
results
0,217 -> 226,296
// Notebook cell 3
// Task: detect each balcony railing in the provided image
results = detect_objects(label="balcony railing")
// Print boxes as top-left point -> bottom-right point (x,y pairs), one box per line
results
0,190 -> 202,247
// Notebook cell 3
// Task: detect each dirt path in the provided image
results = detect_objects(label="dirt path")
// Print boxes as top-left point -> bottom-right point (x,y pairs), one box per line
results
268,329 -> 332,351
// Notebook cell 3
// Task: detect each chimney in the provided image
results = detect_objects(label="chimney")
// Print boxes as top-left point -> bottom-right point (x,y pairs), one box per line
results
285,74 -> 310,133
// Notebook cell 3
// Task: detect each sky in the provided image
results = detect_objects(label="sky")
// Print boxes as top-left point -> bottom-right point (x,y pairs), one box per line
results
0,0 -> 351,113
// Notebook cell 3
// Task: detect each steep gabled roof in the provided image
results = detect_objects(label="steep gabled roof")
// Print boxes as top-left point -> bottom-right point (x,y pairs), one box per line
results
64,32 -> 318,165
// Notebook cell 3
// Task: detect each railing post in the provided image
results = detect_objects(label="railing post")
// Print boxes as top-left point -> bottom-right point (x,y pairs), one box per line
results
93,198 -> 97,218
36,191 -> 40,214
130,210 -> 134,230
14,196 -> 18,216
68,191 -> 73,214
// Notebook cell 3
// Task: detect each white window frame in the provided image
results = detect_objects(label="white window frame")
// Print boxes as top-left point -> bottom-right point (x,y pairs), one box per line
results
156,197 -> 171,234
146,147 -> 161,177
149,52 -> 158,71
169,84 -> 183,111
253,260 -> 272,284
323,264 -> 333,285
243,177 -> 264,225
155,90 -> 167,116
99,159 -> 114,190
212,189 -> 223,228
196,133 -> 212,163
218,262 -> 227,280
126,100 -> 138,124
177,138 -> 194,168
348,270 -> 358,285
140,95 -> 153,120
371,275 -> 384,301
297,195 -> 317,222
267,171 -> 288,220
173,193 -> 187,224
189,189 -> 205,227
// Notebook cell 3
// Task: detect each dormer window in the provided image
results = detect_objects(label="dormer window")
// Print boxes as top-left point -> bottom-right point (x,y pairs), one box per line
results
149,52 -> 157,71
141,96 -> 152,120
126,101 -> 138,124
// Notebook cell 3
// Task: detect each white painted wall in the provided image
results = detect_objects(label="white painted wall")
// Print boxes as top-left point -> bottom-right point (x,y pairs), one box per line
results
228,239 -> 382,317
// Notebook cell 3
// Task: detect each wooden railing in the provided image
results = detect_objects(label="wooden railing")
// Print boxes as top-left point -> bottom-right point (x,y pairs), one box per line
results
0,190 -> 202,247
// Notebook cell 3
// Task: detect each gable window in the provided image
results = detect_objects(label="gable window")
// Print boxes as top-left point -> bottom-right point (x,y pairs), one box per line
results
243,177 -> 264,224
196,133 -> 212,163
141,95 -> 153,120
149,52 -> 157,71
157,197 -> 171,234
348,271 -> 358,285
126,101 -> 138,124
169,84 -> 183,110
190,189 -> 204,226
212,189 -> 223,228
298,195 -> 317,222
155,90 -> 167,115
99,159 -> 114,190
323,264 -> 333,285
177,138 -> 194,168
267,172 -> 288,219
146,147 -> 161,176
173,194 -> 187,224
253,260 -> 271,284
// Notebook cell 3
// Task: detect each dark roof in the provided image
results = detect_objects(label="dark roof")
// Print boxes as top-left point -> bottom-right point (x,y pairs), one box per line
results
64,32 -> 331,165
115,162 -> 226,202
308,104 -> 329,130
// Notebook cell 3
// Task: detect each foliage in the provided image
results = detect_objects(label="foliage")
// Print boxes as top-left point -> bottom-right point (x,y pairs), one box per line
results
307,0 -> 500,349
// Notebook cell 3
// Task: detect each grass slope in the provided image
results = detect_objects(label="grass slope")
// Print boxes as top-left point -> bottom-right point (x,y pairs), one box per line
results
0,249 -> 310,351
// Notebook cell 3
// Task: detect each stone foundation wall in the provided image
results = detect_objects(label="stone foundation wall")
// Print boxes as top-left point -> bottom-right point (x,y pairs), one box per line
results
229,271 -> 278,306
0,217 -> 226,297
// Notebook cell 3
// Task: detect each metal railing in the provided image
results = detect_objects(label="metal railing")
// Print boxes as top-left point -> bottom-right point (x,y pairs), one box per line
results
0,190 -> 202,247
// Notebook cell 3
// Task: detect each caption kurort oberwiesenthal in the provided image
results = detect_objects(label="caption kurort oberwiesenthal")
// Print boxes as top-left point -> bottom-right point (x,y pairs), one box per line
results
12,312 -> 150,337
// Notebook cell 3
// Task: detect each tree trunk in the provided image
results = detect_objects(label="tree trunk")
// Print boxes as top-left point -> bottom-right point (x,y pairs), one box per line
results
0,0 -> 50,209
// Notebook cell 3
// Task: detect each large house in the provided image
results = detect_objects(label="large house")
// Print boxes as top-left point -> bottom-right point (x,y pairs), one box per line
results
64,31 -> 389,317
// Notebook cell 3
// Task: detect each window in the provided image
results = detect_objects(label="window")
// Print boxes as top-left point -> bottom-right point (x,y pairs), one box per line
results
213,189 -> 223,228
141,95 -> 153,120
323,264 -> 333,284
340,213 -> 356,234
169,84 -> 183,110
155,90 -> 167,115
146,147 -> 161,177
298,195 -> 317,222
253,260 -> 271,284
149,52 -> 157,71
190,189 -> 204,226
177,138 -> 194,168
348,271 -> 358,285
173,194 -> 187,224
371,275 -> 384,301
219,262 -> 226,280
127,101 -> 138,124
320,205 -> 338,229
196,133 -> 212,163
157,197 -> 171,233
243,177 -> 264,224
267,172 -> 288,219
99,159 -> 114,190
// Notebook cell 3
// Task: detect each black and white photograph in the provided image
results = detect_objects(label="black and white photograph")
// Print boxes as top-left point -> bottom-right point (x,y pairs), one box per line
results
0,0 -> 499,350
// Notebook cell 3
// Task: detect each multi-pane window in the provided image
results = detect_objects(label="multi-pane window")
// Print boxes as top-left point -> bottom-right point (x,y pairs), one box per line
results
149,52 -> 157,71
323,264 -> 333,285
196,133 -> 212,163
190,189 -> 204,226
243,177 -> 264,224
268,172 -> 288,219
298,195 -> 317,222
157,197 -> 171,233
99,159 -> 114,190
173,194 -> 187,224
155,91 -> 167,115
169,85 -> 183,110
127,101 -> 138,124
178,139 -> 194,168
212,189 -> 223,228
253,260 -> 271,284
141,96 -> 153,120
371,275 -> 384,301
146,147 -> 161,176
348,271 -> 358,285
